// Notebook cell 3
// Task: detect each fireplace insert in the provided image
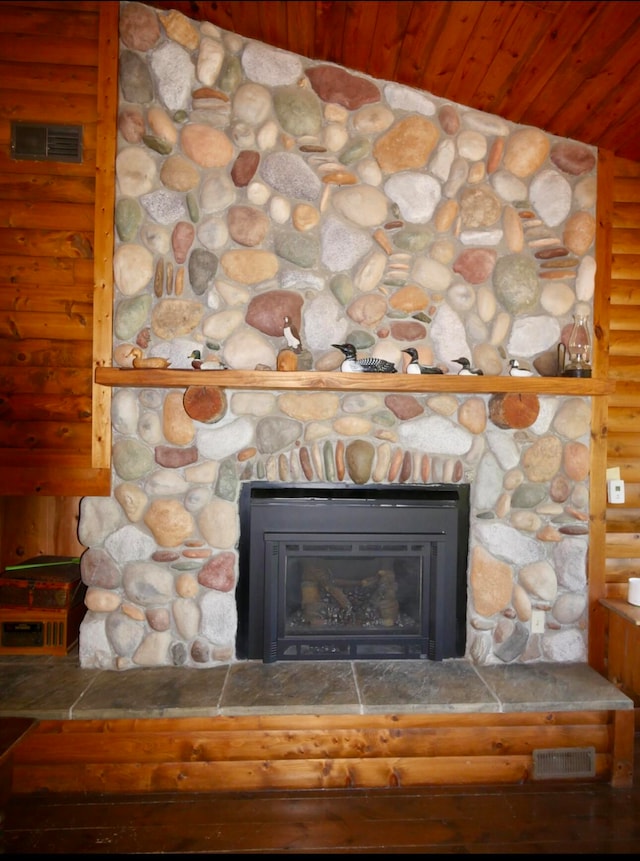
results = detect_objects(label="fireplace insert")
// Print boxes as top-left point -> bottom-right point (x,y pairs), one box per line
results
237,483 -> 470,662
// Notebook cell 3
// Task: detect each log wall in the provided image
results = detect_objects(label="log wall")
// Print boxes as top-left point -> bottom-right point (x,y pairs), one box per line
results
10,709 -> 636,793
0,0 -> 116,511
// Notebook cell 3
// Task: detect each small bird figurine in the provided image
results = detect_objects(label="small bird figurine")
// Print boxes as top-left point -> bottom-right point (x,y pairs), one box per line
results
332,343 -> 398,373
126,347 -> 171,369
402,347 -> 444,375
453,357 -> 484,375
283,316 -> 302,353
508,358 -> 534,377
189,349 -> 226,370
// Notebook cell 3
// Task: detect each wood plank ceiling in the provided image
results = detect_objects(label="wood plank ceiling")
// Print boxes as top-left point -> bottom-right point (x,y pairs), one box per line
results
141,1 -> 640,164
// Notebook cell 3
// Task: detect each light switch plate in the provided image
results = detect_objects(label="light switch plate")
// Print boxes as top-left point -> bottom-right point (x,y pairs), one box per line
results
531,610 -> 545,633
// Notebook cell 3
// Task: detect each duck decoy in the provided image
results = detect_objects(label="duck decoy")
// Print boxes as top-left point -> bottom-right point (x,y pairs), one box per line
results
283,316 -> 302,353
508,358 -> 534,377
453,356 -> 484,376
402,347 -> 444,374
126,347 -> 171,369
189,349 -> 226,370
332,343 -> 398,373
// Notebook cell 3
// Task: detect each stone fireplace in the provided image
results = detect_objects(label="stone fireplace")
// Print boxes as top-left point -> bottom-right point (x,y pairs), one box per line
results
237,482 -> 469,662
77,2 -> 596,671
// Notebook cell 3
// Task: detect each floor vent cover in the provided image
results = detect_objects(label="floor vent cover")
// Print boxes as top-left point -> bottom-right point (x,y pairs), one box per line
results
533,747 -> 596,780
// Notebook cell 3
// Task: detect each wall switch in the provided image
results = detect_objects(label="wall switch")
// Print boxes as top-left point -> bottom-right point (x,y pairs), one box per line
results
607,479 -> 625,504
531,610 -> 545,633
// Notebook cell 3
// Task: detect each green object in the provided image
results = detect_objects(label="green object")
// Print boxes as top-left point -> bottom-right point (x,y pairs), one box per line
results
5,557 -> 80,571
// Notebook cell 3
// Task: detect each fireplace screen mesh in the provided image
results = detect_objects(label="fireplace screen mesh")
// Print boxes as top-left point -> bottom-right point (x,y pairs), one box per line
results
269,535 -> 432,660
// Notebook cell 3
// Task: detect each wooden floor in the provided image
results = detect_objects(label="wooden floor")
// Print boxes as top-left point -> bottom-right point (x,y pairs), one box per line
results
3,733 -> 639,855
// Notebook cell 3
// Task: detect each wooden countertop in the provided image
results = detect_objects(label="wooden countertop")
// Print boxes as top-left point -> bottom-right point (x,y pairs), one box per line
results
599,597 -> 640,626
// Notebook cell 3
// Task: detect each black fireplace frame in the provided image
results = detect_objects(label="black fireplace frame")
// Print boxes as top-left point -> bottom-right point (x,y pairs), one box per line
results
237,482 -> 470,663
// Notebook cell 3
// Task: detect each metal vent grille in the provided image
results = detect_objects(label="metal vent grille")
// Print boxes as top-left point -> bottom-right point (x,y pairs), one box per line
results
533,747 -> 596,780
11,122 -> 82,163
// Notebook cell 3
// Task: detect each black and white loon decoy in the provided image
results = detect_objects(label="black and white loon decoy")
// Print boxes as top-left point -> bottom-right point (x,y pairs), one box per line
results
402,347 -> 444,375
453,356 -> 484,376
189,349 -> 226,370
283,315 -> 302,353
508,358 -> 534,377
332,343 -> 398,374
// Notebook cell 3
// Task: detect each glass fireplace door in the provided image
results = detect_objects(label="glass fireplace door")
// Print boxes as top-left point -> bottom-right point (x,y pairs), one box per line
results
263,533 -> 444,662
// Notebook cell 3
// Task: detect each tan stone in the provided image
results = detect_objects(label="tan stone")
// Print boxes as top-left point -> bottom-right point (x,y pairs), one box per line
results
175,573 -> 199,598
279,392 -> 340,421
163,391 -> 195,445
159,8 -> 200,50
220,249 -> 279,284
373,116 -> 439,173
563,211 -> 596,255
85,587 -> 122,613
144,500 -> 194,547
470,546 -> 513,617
563,440 -> 590,481
458,397 -> 487,434
503,128 -> 550,177
522,435 -> 562,481
292,203 -> 319,231
181,124 -> 234,168
159,155 -> 200,191
389,284 -> 429,313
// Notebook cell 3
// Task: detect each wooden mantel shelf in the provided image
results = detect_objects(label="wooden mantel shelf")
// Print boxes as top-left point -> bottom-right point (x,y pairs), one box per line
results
95,368 -> 615,395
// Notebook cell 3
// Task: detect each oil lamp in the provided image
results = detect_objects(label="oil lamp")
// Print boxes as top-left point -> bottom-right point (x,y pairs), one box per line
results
561,312 -> 592,378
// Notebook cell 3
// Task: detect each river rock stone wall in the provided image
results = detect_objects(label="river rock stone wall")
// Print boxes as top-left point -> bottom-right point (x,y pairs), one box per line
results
77,1 -> 597,669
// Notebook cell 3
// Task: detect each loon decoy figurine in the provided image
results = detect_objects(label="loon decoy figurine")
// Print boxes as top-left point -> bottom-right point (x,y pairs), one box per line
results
508,358 -> 534,377
189,349 -> 226,370
126,347 -> 171,369
453,356 -> 484,376
402,347 -> 444,375
283,315 -> 302,353
332,343 -> 398,374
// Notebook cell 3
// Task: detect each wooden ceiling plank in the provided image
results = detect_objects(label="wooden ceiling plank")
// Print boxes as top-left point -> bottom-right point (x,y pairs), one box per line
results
339,0 -> 380,78
495,1 -> 593,121
284,0 -> 315,62
312,0 -> 349,66
396,0 -> 484,97
255,1 -> 291,54
469,2 -> 555,116
436,0 -> 522,108
520,3 -> 640,139
360,2 -> 430,84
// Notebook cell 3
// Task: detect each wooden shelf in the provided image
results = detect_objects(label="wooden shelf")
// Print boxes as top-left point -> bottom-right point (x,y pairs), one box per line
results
95,368 -> 616,395
600,597 -> 640,627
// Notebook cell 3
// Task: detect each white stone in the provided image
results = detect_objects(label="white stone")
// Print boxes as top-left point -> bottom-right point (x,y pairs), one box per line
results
197,36 -> 224,86
104,523 -> 156,564
384,172 -> 441,223
384,82 -> 436,115
196,416 -> 255,460
200,591 -> 238,646
397,414 -> 472,456
530,169 -> 572,227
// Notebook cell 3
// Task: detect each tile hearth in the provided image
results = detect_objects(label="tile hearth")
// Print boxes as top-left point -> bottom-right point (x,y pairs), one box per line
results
0,650 -> 632,721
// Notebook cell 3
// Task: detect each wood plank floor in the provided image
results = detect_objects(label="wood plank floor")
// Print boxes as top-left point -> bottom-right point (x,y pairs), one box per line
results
3,733 -> 639,855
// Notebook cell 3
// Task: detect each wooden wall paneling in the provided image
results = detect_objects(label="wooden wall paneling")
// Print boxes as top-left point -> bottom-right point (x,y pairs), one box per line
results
0,2 -> 116,569
589,149 -> 614,670
91,0 -> 118,473
606,156 -> 640,605
11,710 -> 629,794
